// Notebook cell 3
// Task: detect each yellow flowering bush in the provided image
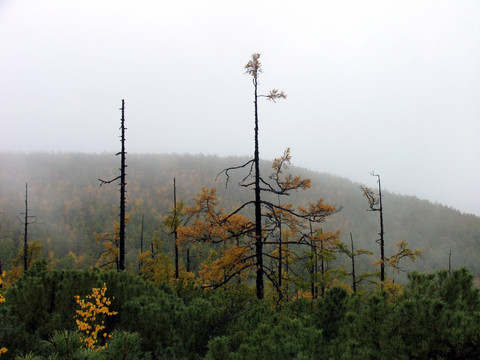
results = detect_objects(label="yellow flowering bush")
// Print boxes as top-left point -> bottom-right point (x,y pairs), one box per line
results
0,272 -> 7,357
74,283 -> 118,349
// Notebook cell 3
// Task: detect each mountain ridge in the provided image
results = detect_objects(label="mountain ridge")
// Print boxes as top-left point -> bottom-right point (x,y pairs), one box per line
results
0,152 -> 479,280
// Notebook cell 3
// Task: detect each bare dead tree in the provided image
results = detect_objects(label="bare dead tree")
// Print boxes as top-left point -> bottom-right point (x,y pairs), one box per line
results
139,214 -> 144,272
362,174 -> 422,285
350,233 -> 357,292
361,172 -> 385,282
161,177 -> 185,279
20,182 -> 37,272
173,177 -> 179,278
337,233 -> 375,293
99,99 -> 127,271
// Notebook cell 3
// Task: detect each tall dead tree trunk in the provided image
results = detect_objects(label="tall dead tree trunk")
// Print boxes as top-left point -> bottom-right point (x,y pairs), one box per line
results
361,172 -> 385,282
23,182 -> 29,272
139,214 -> 144,271
119,100 -> 126,271
378,174 -> 384,282
253,74 -> 264,300
99,99 -> 127,271
21,182 -> 37,272
338,232 -> 374,293
173,177 -> 179,279
319,228 -> 324,298
350,233 -> 357,293
277,199 -> 283,294
308,221 -> 316,299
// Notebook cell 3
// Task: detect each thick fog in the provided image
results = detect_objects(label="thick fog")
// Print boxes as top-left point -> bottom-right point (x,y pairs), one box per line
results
1,1 -> 479,215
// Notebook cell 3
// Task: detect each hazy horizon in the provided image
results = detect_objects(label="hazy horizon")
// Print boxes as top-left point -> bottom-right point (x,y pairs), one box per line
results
1,1 -> 479,216
1,150 -> 477,217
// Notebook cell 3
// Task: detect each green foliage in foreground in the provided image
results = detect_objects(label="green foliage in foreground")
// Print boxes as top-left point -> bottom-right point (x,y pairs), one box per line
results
1,264 -> 480,359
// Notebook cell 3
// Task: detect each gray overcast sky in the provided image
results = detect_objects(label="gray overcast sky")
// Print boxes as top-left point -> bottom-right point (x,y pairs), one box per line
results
1,1 -> 479,215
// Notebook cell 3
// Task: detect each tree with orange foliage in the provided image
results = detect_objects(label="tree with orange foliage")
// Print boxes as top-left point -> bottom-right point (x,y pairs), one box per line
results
191,149 -> 340,300
212,54 -> 341,300
178,187 -> 254,288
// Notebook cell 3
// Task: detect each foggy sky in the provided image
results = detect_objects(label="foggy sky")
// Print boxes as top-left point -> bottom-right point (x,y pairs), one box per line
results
1,1 -> 479,216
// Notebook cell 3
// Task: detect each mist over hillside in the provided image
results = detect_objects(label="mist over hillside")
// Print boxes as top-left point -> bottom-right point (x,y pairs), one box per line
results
1,152 -> 479,280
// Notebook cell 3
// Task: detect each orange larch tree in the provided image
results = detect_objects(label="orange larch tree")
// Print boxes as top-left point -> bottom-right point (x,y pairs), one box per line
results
186,150 -> 340,299
212,54 -> 341,299
179,55 -> 340,300
178,187 -> 255,288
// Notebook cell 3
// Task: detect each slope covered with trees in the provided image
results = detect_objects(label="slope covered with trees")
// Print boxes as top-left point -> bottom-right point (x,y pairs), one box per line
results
0,151 -> 479,282
1,150 -> 480,357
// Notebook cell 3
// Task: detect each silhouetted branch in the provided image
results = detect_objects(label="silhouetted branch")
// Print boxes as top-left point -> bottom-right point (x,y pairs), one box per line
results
216,159 -> 255,188
98,176 -> 121,187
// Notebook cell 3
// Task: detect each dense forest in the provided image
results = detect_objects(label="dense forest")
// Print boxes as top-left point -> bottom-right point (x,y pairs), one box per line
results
0,152 -> 479,280
1,152 -> 480,358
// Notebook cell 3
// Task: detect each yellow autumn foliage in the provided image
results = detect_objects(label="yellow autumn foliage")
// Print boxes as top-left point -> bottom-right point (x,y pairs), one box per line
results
74,283 -> 117,349
381,278 -> 404,301
199,245 -> 252,287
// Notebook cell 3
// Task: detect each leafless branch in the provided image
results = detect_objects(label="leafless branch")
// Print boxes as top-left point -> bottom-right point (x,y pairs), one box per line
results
216,159 -> 255,188
98,176 -> 121,187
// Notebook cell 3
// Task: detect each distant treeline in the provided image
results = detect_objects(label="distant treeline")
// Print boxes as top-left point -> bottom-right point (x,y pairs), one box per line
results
0,152 -> 479,281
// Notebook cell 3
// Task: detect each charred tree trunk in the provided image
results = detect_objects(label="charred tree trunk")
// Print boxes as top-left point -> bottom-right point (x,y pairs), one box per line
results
350,233 -> 357,293
319,228 -> 324,298
173,177 -> 179,279
23,183 -> 29,272
217,54 -> 287,299
21,182 -> 37,272
139,214 -> 144,271
99,99 -> 127,272
362,172 -> 385,283
119,100 -> 127,271
377,175 -> 385,283
278,203 -> 282,295
253,76 -> 264,300
309,221 -> 315,299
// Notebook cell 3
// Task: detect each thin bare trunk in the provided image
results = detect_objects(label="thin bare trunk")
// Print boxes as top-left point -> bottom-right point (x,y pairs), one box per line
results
350,233 -> 357,293
173,177 -> 179,278
253,77 -> 264,300
119,100 -> 126,271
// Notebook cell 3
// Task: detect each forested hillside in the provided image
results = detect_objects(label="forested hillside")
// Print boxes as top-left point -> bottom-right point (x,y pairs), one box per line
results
1,152 -> 480,359
1,152 -> 479,280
